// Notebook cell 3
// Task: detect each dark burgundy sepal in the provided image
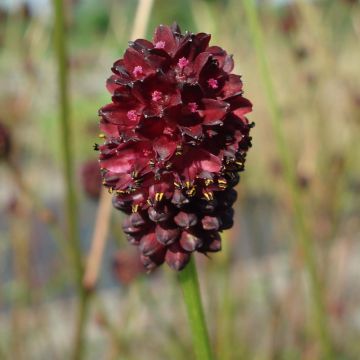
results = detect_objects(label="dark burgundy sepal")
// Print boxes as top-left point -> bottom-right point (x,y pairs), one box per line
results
203,231 -> 222,252
219,208 -> 234,230
225,172 -> 240,187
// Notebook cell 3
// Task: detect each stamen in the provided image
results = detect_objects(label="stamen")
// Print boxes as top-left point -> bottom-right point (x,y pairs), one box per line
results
188,102 -> 198,113
155,41 -> 165,49
178,57 -> 189,69
152,90 -> 163,102
164,126 -> 175,135
132,65 -> 143,77
127,110 -> 139,121
142,149 -> 152,156
207,78 -> 218,89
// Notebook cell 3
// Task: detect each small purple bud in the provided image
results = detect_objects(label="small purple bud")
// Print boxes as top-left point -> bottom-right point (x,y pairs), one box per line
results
129,211 -> 147,227
165,243 -> 191,271
201,215 -> 220,231
112,196 -> 132,214
122,217 -> 143,235
219,208 -> 234,230
155,223 -> 180,245
140,247 -> 166,271
174,211 -> 198,228
139,232 -> 165,256
179,230 -> 203,252
148,205 -> 172,222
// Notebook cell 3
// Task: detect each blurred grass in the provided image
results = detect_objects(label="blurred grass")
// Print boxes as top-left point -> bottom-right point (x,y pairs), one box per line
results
1,0 -> 360,359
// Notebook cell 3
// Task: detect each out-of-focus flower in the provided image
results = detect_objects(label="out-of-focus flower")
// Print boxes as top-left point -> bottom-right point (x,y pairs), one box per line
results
0,122 -> 11,161
112,249 -> 145,284
279,5 -> 299,34
98,24 -> 253,271
81,159 -> 102,199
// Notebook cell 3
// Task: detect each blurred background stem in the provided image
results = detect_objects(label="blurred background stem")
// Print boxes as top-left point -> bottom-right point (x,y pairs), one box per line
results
53,0 -> 87,359
178,257 -> 213,360
242,0 -> 334,358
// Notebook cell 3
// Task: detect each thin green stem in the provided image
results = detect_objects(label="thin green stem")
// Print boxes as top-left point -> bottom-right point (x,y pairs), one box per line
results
53,0 -> 89,359
53,0 -> 82,287
242,1 -> 334,358
178,257 -> 213,360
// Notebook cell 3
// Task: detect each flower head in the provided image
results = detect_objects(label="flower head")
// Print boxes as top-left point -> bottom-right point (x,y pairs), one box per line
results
98,23 -> 253,271
0,122 -> 11,161
81,159 -> 102,200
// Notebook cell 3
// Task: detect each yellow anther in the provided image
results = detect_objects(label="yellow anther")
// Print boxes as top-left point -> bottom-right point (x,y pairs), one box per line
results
131,170 -> 139,178
108,187 -> 113,194
98,133 -> 106,139
185,181 -> 191,189
132,204 -> 139,213
116,190 -> 125,194
186,187 -> 196,197
175,145 -> 183,155
205,179 -> 213,186
147,199 -> 153,206
203,191 -> 213,201
174,181 -> 181,189
155,192 -> 164,202
218,178 -> 227,188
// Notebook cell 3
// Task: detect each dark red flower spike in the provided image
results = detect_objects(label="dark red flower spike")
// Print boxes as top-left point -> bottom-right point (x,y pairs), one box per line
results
98,23 -> 253,271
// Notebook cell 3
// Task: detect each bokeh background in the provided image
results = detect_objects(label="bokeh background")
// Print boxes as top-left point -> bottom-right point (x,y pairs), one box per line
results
0,0 -> 360,359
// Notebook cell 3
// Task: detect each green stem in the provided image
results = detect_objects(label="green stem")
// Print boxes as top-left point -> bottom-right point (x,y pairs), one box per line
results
53,1 -> 89,359
242,1 -> 334,358
53,0 -> 82,286
178,257 -> 213,360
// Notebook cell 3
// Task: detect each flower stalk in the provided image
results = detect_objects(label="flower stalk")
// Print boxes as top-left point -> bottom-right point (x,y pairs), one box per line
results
53,0 -> 88,358
178,257 -> 213,360
242,0 -> 334,358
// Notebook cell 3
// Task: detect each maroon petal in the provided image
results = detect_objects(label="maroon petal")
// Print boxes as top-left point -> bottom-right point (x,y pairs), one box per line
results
199,99 -> 229,125
192,52 -> 212,77
221,74 -> 243,99
153,25 -> 177,54
153,135 -> 178,161
123,47 -> 154,77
